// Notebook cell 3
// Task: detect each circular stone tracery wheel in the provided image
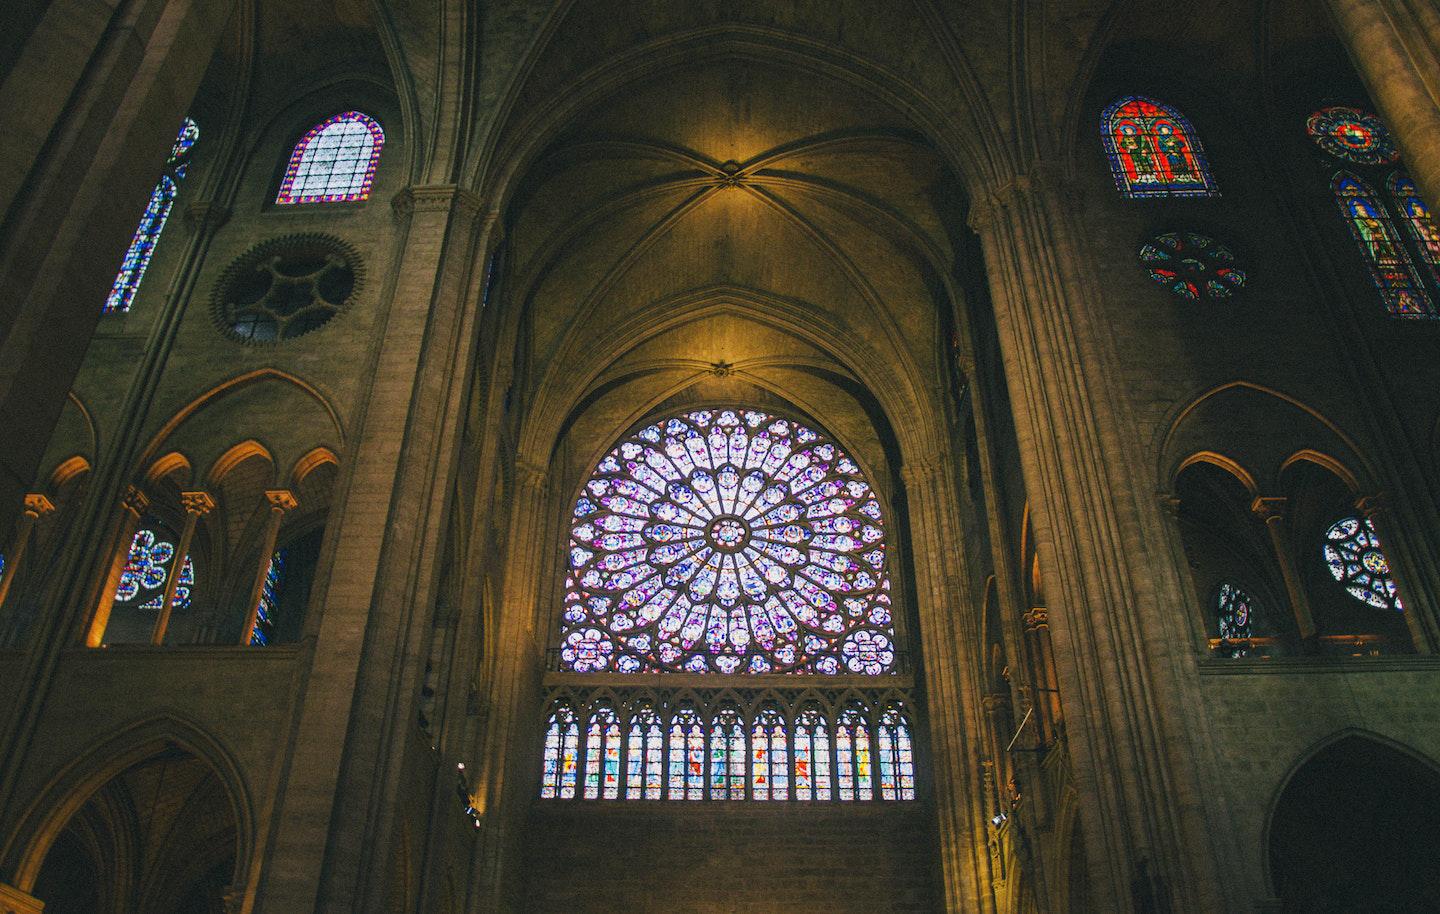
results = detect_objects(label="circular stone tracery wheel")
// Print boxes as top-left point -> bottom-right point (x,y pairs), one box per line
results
1138,231 -> 1246,301
560,408 -> 896,675
1306,106 -> 1400,166
1323,516 -> 1403,612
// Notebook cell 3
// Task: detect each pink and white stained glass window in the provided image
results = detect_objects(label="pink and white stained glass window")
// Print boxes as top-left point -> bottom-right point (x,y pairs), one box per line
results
276,111 -> 384,204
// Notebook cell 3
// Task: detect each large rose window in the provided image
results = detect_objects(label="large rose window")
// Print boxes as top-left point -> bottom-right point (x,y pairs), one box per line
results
559,408 -> 896,675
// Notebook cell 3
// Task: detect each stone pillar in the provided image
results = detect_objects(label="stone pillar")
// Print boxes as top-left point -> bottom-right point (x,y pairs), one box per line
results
0,883 -> 43,914
1325,0 -> 1440,216
1021,607 -> 1061,744
150,490 -> 213,645
238,490 -> 296,645
968,170 -> 1224,912
1249,497 -> 1319,644
0,494 -> 55,615
85,485 -> 149,647
1354,494 -> 1433,651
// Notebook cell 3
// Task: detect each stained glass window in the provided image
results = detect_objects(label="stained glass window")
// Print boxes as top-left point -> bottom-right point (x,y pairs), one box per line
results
104,118 -> 198,314
1100,96 -> 1218,198
751,706 -> 789,801
249,548 -> 287,646
1332,173 -> 1435,318
1138,231 -> 1246,300
540,702 -> 579,799
836,704 -> 873,801
794,706 -> 832,801
667,704 -> 705,800
709,705 -> 746,799
276,112 -> 384,204
624,702 -> 664,799
877,703 -> 916,801
583,703 -> 621,799
1389,174 -> 1440,284
1307,106 -> 1400,166
1324,516 -> 1403,612
113,525 -> 194,613
560,407 -> 895,675
1216,583 -> 1255,656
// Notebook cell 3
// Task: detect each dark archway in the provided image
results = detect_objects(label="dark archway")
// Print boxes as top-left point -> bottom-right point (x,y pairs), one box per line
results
1269,735 -> 1440,912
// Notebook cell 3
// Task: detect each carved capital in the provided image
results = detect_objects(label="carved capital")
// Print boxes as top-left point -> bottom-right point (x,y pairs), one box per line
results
120,485 -> 150,517
22,493 -> 55,518
183,200 -> 231,233
980,692 -> 1009,715
516,459 -> 550,494
392,184 -> 485,221
1354,493 -> 1385,520
1022,607 -> 1048,631
1249,496 -> 1287,522
264,489 -> 299,512
180,491 -> 217,516
1157,492 -> 1182,517
968,164 -> 1072,233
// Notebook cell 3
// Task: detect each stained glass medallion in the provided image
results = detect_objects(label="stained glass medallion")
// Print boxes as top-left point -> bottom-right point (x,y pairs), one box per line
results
560,408 -> 896,675
1323,516 -> 1402,611
1215,583 -> 1256,657
1138,232 -> 1246,300
1307,107 -> 1400,166
1101,96 -> 1219,198
113,526 -> 195,613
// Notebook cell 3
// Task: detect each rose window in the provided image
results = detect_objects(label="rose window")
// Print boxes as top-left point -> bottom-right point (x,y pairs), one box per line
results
559,408 -> 895,675
1306,106 -> 1400,166
1138,231 -> 1246,301
1323,516 -> 1403,611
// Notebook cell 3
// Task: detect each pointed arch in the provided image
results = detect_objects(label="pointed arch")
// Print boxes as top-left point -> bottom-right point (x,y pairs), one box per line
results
1332,171 -> 1435,318
276,111 -> 385,204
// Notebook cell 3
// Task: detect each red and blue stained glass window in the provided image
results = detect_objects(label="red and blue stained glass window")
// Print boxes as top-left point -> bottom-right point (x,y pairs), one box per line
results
751,706 -> 789,801
625,703 -> 664,799
1101,96 -> 1218,198
114,525 -> 194,613
1307,106 -> 1400,166
667,704 -> 705,800
710,705 -> 746,799
276,111 -> 384,204
104,118 -> 198,314
1332,173 -> 1435,318
1138,231 -> 1246,301
794,706 -> 832,801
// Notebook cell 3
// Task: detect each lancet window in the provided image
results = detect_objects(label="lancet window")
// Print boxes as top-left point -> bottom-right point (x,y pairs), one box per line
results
104,118 -> 198,314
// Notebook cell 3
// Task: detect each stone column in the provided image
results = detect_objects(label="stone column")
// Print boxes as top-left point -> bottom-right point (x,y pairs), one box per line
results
0,494 -> 55,615
968,170 -> 1224,912
238,490 -> 296,645
1249,497 -> 1319,644
0,882 -> 44,914
1021,607 -> 1061,744
150,490 -> 213,645
1325,0 -> 1440,216
1354,494 -> 1433,651
85,485 -> 149,647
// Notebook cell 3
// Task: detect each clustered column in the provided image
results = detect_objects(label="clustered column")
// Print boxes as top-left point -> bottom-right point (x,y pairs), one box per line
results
238,489 -> 297,645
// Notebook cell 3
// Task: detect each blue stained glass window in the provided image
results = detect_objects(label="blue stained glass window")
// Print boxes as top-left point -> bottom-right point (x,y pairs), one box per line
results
249,548 -> 287,646
751,706 -> 789,801
540,702 -> 579,799
624,703 -> 664,800
114,524 -> 194,613
276,111 -> 384,204
710,705 -> 746,799
877,703 -> 916,800
582,703 -> 621,800
667,704 -> 705,800
1333,173 -> 1435,318
1389,174 -> 1440,285
1101,96 -> 1218,198
104,118 -> 198,314
1324,516 -> 1403,612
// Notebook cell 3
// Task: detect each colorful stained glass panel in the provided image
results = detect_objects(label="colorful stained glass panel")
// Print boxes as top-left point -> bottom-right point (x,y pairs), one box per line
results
1324,516 -> 1403,612
276,112 -> 384,204
1101,96 -> 1218,198
104,118 -> 198,314
1138,231 -> 1246,301
1307,107 -> 1400,166
1333,173 -> 1435,318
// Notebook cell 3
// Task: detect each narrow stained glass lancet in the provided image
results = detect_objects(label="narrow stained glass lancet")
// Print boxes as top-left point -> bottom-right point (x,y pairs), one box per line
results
1333,173 -> 1435,318
836,704 -> 873,801
1389,174 -> 1440,285
751,706 -> 789,801
625,703 -> 664,800
709,706 -> 746,799
582,704 -> 621,800
1100,96 -> 1218,198
540,702 -> 579,799
560,407 -> 896,675
794,706 -> 832,801
877,703 -> 916,801
667,704 -> 704,800
1324,516 -> 1403,612
104,118 -> 198,314
276,111 -> 384,205
249,549 -> 287,646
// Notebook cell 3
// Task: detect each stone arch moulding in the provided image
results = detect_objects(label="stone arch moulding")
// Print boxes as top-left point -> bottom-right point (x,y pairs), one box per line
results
2,711 -> 255,896
288,446 -> 341,489
1277,449 -> 1361,494
144,451 -> 194,488
47,456 -> 92,491
206,439 -> 278,489
1157,380 -> 1377,493
1174,451 -> 1259,494
1259,727 -> 1440,896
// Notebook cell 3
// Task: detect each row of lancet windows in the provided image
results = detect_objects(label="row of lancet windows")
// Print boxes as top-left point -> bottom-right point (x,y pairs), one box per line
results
540,697 -> 916,803
1102,96 -> 1440,318
104,111 -> 384,314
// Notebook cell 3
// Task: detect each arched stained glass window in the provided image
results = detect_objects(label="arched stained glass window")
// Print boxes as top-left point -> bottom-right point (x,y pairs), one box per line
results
836,704 -> 873,801
877,704 -> 916,801
104,118 -> 198,314
540,702 -> 579,799
624,703 -> 664,800
582,703 -> 621,800
1216,583 -> 1256,656
709,705 -> 746,799
249,548 -> 287,646
667,704 -> 704,800
276,111 -> 384,204
114,524 -> 194,613
1389,174 -> 1440,284
1100,96 -> 1218,198
794,706 -> 832,801
560,407 -> 895,676
1324,516 -> 1403,612
751,706 -> 789,801
1332,173 -> 1435,318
